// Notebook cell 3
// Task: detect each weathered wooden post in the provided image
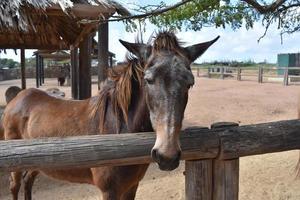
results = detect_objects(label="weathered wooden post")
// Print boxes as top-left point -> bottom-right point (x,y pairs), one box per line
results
41,57 -> 45,84
98,21 -> 109,89
78,35 -> 92,99
220,67 -> 225,79
35,54 -> 39,88
283,67 -> 289,86
71,48 -> 79,99
186,159 -> 213,200
211,122 -> 239,200
38,55 -> 42,86
185,127 -> 213,200
258,66 -> 263,83
237,67 -> 241,81
20,48 -> 26,89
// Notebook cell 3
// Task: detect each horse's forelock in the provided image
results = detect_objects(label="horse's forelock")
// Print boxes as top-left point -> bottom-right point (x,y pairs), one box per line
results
153,31 -> 182,51
152,31 -> 187,59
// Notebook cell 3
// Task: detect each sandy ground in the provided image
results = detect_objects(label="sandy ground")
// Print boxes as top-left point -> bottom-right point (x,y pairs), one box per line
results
1,75 -> 300,200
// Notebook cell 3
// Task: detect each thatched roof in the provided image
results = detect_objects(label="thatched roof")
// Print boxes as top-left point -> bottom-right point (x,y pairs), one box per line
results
0,0 -> 129,49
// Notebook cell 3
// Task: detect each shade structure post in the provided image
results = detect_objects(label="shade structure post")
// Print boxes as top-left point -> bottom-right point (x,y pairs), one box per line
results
98,21 -> 109,89
38,55 -> 43,86
41,57 -> 45,84
71,48 -> 79,99
35,54 -> 39,88
20,48 -> 26,89
78,35 -> 92,99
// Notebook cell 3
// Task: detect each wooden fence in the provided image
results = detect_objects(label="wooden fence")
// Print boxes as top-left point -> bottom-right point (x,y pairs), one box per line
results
195,66 -> 300,86
0,119 -> 300,199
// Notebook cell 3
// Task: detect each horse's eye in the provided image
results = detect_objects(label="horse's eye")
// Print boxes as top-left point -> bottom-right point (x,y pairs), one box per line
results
145,77 -> 154,85
144,71 -> 154,84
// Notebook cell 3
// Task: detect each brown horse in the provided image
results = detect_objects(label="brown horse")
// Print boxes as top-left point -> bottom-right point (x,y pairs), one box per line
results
5,86 -> 21,104
2,31 -> 219,200
296,97 -> 300,177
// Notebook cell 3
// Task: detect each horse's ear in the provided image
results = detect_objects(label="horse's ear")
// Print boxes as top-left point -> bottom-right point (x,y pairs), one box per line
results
119,39 -> 151,60
184,36 -> 220,62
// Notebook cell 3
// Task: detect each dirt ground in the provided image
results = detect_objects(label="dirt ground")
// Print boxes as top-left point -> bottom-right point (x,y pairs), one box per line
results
1,75 -> 300,200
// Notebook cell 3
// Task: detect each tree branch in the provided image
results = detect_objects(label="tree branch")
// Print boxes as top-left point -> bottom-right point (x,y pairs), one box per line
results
242,0 -> 287,13
80,0 -> 194,24
278,2 -> 300,12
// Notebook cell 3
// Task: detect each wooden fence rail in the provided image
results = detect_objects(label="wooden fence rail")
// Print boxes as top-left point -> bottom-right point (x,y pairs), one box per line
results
195,66 -> 300,86
1,119 -> 300,200
0,119 -> 300,170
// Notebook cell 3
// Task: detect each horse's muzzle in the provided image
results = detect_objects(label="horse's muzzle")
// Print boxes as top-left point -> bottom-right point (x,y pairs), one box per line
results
151,149 -> 181,171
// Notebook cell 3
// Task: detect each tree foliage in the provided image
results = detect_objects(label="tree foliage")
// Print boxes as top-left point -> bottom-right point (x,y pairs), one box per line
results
121,0 -> 300,38
0,58 -> 19,69
148,0 -> 259,31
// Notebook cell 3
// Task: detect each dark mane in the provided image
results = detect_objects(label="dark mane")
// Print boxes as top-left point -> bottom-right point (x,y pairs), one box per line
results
93,56 -> 145,133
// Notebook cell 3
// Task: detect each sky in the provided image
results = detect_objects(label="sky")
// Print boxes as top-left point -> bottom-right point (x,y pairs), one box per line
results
1,0 -> 299,64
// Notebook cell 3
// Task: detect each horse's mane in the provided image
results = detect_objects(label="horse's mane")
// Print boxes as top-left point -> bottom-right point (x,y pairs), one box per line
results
92,30 -> 184,133
91,56 -> 144,133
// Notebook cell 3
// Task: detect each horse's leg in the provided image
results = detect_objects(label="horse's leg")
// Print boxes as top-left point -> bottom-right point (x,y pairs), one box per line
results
9,171 -> 22,200
23,170 -> 39,200
5,130 -> 22,200
101,190 -> 121,200
121,184 -> 139,200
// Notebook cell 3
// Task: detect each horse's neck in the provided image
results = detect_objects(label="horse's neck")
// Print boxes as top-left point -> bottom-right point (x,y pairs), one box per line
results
126,84 -> 153,133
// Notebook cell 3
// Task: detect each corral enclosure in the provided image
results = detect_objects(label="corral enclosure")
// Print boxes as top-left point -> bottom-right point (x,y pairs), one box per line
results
195,65 -> 300,86
0,74 -> 300,200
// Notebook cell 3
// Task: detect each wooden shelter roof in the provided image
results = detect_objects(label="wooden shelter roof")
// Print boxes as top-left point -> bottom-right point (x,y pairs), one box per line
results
0,0 -> 129,49
33,39 -> 116,60
34,50 -> 70,60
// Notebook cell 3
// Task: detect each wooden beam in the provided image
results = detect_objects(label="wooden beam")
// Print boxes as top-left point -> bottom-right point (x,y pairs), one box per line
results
39,54 -> 70,59
0,130 -> 219,171
216,119 -> 300,159
0,119 -> 300,171
71,48 -> 79,99
78,35 -> 92,99
98,22 -> 109,88
20,49 -> 26,89
0,44 -> 68,50
46,4 -> 115,18
72,24 -> 97,49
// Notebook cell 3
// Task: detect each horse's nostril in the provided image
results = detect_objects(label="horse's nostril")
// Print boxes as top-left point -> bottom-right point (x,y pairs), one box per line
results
172,151 -> 181,163
151,149 -> 159,162
177,151 -> 181,160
